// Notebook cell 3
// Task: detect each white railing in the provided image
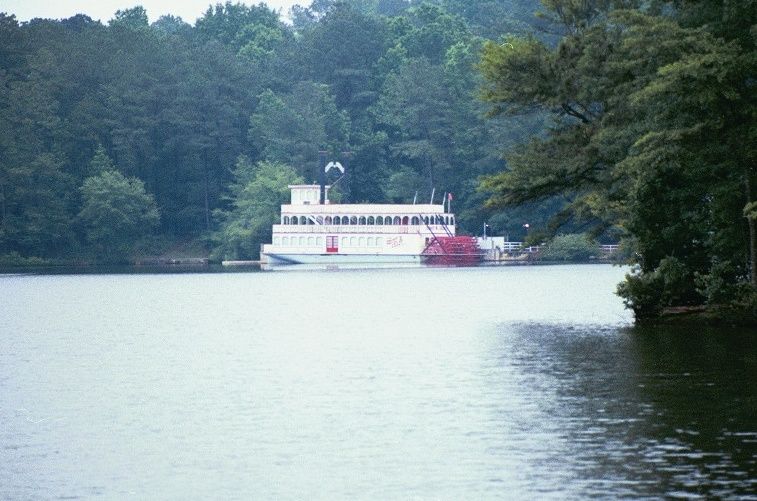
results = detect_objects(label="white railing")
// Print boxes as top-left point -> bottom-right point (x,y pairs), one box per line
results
599,244 -> 620,253
272,224 -> 454,234
480,242 -> 621,261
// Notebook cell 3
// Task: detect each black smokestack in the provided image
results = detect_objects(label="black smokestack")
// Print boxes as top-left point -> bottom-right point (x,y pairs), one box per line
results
318,150 -> 327,204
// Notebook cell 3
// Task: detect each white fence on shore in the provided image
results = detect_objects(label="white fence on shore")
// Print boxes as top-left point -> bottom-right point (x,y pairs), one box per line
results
476,238 -> 621,260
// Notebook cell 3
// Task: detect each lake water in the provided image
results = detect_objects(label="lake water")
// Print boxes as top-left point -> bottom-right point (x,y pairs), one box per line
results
1,265 -> 755,499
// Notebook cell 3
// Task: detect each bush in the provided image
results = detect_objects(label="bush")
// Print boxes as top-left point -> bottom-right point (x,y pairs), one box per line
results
617,256 -> 701,319
695,260 -> 752,305
540,233 -> 597,261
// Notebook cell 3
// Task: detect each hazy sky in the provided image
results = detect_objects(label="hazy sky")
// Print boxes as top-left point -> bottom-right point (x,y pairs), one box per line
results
2,0 -> 307,24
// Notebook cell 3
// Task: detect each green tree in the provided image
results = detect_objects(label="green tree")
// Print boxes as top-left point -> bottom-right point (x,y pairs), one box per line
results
394,3 -> 469,64
86,145 -> 115,177
78,169 -> 160,259
249,83 -> 349,179
298,3 -> 389,110
213,157 -> 303,260
0,16 -> 75,257
109,6 -> 149,29
195,1 -> 280,50
478,2 -> 756,317
374,58 -> 455,191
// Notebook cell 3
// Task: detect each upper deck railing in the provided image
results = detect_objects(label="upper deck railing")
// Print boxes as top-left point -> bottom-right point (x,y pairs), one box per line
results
272,224 -> 454,234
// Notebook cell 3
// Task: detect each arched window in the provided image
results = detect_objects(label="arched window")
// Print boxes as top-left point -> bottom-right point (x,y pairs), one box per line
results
274,236 -> 280,245
393,216 -> 401,225
316,216 -> 323,224
299,216 -> 307,225
401,216 -> 409,225
411,216 -> 419,225
376,237 -> 383,247
316,236 -> 323,246
367,237 -> 374,247
325,216 -> 333,225
283,216 -> 290,225
358,216 -> 366,225
424,216 -> 429,225
376,216 -> 384,225
367,216 -> 375,225
341,216 -> 349,225
308,236 -> 314,246
385,216 -> 392,226
445,216 -> 450,225
299,236 -> 306,246
359,237 -> 365,247
350,216 -> 358,225
350,237 -> 357,246
342,236 -> 349,246
333,216 -> 340,225
282,237 -> 289,246
450,216 -> 455,225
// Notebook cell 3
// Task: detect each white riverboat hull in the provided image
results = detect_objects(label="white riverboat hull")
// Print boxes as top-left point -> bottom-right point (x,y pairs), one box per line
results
263,252 -> 422,265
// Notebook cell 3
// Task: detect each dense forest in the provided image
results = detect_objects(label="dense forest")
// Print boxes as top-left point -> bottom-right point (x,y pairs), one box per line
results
0,0 -> 548,264
0,0 -> 755,321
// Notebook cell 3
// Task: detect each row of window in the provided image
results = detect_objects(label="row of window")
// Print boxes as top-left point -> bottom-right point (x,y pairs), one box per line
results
281,215 -> 454,226
273,235 -> 387,248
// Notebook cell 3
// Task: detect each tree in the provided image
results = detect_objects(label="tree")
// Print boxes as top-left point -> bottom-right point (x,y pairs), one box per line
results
249,83 -> 349,180
478,2 -> 756,317
393,3 -> 469,64
0,16 -> 75,257
78,169 -> 159,259
109,7 -> 149,29
194,2 -> 280,51
435,0 -> 539,39
213,157 -> 303,260
298,3 -> 390,111
86,145 -> 115,177
374,58 -> 455,191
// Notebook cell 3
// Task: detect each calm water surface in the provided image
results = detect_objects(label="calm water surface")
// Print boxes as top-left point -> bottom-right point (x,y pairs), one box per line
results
1,265 -> 755,499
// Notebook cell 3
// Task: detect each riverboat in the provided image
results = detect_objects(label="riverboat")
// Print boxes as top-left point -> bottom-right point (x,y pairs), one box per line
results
260,182 -> 482,265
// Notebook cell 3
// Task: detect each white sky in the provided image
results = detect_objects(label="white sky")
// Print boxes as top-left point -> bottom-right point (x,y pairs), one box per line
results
1,0 -> 307,24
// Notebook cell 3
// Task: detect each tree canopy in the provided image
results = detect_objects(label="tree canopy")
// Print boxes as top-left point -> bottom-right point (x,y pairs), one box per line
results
0,1 -> 548,263
479,0 -> 756,319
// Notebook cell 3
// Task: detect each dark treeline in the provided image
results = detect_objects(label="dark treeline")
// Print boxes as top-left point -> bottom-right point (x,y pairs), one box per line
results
0,0 -> 548,263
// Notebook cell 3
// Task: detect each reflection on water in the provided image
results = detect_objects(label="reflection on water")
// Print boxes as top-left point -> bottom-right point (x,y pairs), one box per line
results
0,266 -> 754,499
499,323 -> 757,499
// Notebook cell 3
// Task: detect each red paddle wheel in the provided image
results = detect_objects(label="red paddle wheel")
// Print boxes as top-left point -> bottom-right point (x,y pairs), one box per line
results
422,236 -> 484,266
